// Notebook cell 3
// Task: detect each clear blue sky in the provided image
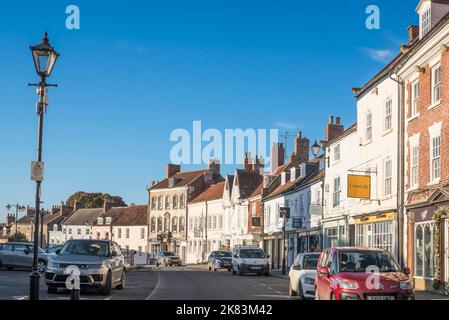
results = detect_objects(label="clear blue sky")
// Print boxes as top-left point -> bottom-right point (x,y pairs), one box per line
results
0,1 -> 417,220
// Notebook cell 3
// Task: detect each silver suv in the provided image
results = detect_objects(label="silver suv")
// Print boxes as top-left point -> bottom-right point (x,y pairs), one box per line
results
0,242 -> 49,272
45,239 -> 125,295
155,251 -> 182,266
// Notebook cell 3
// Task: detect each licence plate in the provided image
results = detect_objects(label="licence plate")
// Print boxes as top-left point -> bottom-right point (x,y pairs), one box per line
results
366,296 -> 395,300
251,267 -> 262,270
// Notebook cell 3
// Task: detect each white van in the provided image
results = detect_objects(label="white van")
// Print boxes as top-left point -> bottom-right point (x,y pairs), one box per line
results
231,246 -> 270,276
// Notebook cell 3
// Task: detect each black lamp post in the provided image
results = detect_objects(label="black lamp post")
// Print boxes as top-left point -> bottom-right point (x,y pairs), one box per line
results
6,204 -> 26,235
28,32 -> 59,301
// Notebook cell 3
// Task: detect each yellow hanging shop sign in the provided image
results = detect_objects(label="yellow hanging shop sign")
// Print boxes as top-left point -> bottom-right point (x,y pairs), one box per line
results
354,212 -> 395,225
347,175 -> 371,199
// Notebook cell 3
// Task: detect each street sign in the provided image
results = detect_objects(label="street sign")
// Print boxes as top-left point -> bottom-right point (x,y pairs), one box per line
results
310,204 -> 324,216
251,217 -> 261,227
347,174 -> 371,199
30,161 -> 44,181
292,217 -> 302,229
279,207 -> 290,218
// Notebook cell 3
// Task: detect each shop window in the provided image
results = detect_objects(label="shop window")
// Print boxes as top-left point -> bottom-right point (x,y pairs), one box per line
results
415,222 -> 434,279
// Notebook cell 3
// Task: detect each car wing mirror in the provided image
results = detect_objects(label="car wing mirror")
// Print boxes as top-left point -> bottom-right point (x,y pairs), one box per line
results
24,249 -> 30,255
403,266 -> 411,275
233,254 -> 238,258
55,249 -> 61,255
291,265 -> 301,271
318,267 -> 329,277
112,251 -> 118,257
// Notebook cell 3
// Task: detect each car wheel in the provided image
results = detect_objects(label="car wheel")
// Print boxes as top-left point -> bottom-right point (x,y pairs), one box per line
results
330,293 -> 336,300
155,261 -> 159,267
264,271 -> 269,276
47,286 -> 58,294
297,282 -> 305,300
7,267 -> 13,271
116,271 -> 125,290
100,271 -> 112,295
288,280 -> 297,297
213,266 -> 217,272
232,266 -> 236,275
38,260 -> 47,273
238,265 -> 244,276
0,258 -> 3,268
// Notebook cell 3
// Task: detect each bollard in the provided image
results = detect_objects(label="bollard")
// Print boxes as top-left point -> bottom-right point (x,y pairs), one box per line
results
70,287 -> 80,300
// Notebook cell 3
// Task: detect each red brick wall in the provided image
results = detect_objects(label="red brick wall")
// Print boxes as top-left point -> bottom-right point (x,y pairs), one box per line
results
407,49 -> 449,190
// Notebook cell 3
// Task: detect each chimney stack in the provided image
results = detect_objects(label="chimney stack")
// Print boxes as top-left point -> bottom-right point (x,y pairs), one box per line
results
207,159 -> 221,176
166,164 -> 181,178
73,200 -> 83,211
325,115 -> 344,142
408,25 -> 419,45
243,153 -> 251,171
270,142 -> 285,174
293,132 -> 310,164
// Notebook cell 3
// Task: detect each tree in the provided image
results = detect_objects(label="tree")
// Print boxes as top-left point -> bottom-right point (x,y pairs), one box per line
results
8,232 -> 28,243
66,191 -> 127,209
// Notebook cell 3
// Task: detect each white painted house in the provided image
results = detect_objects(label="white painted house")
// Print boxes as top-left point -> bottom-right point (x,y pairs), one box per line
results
186,182 -> 225,264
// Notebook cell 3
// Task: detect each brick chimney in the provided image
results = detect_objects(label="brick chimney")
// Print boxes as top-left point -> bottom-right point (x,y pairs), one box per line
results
243,153 -> 251,171
166,164 -> 181,178
270,142 -> 285,174
251,156 -> 264,174
73,200 -> 83,211
325,116 -> 344,142
207,159 -> 220,176
408,25 -> 419,45
293,132 -> 310,164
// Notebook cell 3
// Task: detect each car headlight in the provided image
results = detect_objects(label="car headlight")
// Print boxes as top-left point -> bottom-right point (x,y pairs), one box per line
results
304,277 -> 315,285
215,259 -> 223,264
400,280 -> 412,290
47,261 -> 58,268
89,263 -> 107,270
336,279 -> 359,290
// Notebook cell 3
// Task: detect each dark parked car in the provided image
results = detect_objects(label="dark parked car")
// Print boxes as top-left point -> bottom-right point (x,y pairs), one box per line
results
207,251 -> 232,271
0,242 -> 49,272
45,239 -> 126,295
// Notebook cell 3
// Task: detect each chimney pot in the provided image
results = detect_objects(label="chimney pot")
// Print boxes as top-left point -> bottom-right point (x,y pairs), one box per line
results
329,116 -> 334,124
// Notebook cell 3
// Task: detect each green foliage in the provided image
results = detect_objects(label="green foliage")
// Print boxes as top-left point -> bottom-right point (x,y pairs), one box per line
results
66,191 -> 127,209
8,232 -> 29,243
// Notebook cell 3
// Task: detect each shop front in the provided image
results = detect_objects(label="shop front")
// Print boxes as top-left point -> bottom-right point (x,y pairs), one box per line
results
321,215 -> 349,249
296,227 -> 321,254
353,211 -> 397,258
406,188 -> 449,293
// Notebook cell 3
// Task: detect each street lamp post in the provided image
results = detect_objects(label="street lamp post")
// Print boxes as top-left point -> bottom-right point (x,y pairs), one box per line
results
6,204 -> 26,235
28,32 -> 59,301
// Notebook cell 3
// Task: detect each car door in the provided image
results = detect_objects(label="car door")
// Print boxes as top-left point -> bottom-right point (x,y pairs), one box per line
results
322,250 -> 336,300
13,244 -> 31,267
316,250 -> 329,299
111,243 -> 124,282
0,243 -> 14,266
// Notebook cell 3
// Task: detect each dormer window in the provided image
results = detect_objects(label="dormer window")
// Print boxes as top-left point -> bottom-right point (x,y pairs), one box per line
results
105,217 -> 112,225
97,217 -> 104,225
421,8 -> 431,37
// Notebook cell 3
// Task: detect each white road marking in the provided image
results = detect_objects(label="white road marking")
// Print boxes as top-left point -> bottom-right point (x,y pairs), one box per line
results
276,291 -> 283,294
16,296 -> 28,300
260,283 -> 266,287
145,271 -> 161,300
104,296 -> 112,300
267,287 -> 273,290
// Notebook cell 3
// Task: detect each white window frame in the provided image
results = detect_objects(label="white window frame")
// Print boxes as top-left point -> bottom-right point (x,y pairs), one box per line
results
421,8 -> 431,37
431,64 -> 442,106
431,135 -> 441,183
383,158 -> 393,197
333,176 -> 341,207
365,111 -> 373,142
384,98 -> 393,132
414,222 -> 435,279
334,144 -> 341,162
411,81 -> 420,117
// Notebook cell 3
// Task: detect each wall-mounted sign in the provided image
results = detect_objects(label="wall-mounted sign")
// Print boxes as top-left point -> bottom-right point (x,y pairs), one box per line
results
347,175 -> 371,199
310,205 -> 323,216
251,217 -> 261,227
292,218 -> 302,229
354,212 -> 395,225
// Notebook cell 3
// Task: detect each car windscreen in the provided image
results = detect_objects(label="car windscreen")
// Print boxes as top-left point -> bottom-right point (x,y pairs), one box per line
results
302,255 -> 319,269
239,249 -> 266,259
59,241 -> 109,257
214,251 -> 231,258
339,251 -> 401,273
163,252 -> 175,256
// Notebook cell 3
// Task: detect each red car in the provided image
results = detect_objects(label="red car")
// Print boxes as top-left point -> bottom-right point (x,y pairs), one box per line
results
315,247 -> 415,300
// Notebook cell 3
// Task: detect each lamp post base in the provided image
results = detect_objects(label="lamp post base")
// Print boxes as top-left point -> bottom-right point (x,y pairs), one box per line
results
29,269 -> 41,300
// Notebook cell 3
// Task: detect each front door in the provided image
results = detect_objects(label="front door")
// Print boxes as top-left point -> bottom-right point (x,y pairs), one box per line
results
445,219 -> 449,285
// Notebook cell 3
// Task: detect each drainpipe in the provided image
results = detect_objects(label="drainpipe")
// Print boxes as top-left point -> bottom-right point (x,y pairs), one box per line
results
390,72 -> 405,266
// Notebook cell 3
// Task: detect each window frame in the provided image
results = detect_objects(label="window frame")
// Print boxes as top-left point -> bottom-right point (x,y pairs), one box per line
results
411,80 -> 420,117
430,135 -> 441,183
365,111 -> 373,142
431,64 -> 442,105
384,97 -> 393,132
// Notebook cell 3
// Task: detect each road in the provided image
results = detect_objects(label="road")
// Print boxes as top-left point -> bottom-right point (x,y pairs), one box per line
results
1,265 -> 447,300
0,265 -> 291,300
